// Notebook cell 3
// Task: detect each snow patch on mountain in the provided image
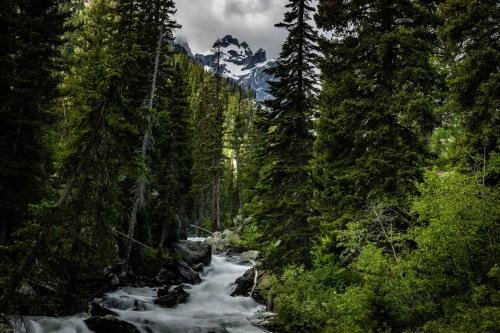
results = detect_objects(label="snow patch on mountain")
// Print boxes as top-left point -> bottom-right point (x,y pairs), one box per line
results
191,35 -> 276,101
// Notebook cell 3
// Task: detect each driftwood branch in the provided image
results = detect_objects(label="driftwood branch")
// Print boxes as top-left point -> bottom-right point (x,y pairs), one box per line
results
113,229 -> 153,250
189,224 -> 213,235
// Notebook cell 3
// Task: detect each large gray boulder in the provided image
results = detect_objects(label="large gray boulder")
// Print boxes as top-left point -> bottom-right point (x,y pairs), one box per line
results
89,301 -> 118,317
230,267 -> 273,305
253,271 -> 273,305
240,250 -> 259,263
174,240 -> 212,266
206,230 -> 240,254
155,286 -> 189,308
177,261 -> 202,284
230,268 -> 255,297
84,315 -> 140,333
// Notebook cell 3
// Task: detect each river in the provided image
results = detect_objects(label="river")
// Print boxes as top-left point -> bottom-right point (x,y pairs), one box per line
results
13,241 -> 265,333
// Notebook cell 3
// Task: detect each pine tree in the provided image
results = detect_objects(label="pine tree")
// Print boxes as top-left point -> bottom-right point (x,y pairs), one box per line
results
190,76 -> 225,231
55,0 -> 145,283
120,0 -> 180,274
251,0 -> 319,268
440,0 -> 499,162
0,0 -> 69,244
211,39 -> 225,231
229,89 -> 249,217
240,103 -> 268,216
312,0 -> 440,261
0,0 -> 146,312
152,61 -> 192,247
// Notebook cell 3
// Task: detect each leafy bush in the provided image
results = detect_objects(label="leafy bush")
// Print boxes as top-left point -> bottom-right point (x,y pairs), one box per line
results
269,266 -> 337,332
270,170 -> 500,332
268,265 -> 372,333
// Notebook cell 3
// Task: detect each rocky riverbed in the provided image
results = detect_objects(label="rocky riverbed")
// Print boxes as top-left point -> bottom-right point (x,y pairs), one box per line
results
10,237 -> 271,333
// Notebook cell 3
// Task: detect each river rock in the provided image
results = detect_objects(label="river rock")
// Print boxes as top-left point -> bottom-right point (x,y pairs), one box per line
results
89,301 -> 118,317
177,261 -> 202,284
156,266 -> 182,285
155,286 -> 189,307
192,263 -> 204,272
84,315 -> 140,333
253,271 -> 273,305
98,295 -> 149,312
222,229 -> 240,242
157,286 -> 172,298
240,250 -> 259,263
230,267 -> 255,297
174,240 -> 212,266
206,230 -> 240,253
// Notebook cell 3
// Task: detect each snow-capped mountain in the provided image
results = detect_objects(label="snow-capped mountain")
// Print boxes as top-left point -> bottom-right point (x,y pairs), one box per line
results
191,35 -> 276,101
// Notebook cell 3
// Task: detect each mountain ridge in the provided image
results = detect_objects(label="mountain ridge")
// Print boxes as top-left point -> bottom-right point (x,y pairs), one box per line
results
174,34 -> 275,101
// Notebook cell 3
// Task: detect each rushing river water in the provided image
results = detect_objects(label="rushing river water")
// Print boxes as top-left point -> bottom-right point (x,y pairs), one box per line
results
13,241 -> 265,333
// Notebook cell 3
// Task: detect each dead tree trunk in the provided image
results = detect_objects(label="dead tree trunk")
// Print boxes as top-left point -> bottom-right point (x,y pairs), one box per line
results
211,39 -> 223,232
236,91 -> 244,215
212,175 -> 222,231
121,27 -> 164,276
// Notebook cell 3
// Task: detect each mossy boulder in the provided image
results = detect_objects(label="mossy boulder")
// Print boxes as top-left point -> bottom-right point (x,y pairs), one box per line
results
253,271 -> 273,306
174,240 -> 212,266
142,248 -> 174,280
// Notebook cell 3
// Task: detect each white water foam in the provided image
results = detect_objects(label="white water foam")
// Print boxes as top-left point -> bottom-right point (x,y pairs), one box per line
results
14,247 -> 264,333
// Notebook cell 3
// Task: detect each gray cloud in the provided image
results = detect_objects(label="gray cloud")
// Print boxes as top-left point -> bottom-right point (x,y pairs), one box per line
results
175,0 -> 288,58
224,0 -> 273,16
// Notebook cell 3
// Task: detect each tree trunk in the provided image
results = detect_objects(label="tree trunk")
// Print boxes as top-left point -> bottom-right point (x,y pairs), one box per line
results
122,27 -> 164,276
210,39 -> 223,232
212,175 -> 221,231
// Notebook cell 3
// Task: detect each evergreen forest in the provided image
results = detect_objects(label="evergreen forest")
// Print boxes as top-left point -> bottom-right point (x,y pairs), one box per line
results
0,0 -> 499,332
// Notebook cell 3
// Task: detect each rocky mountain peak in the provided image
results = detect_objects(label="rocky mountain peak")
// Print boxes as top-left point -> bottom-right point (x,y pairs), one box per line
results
217,34 -> 240,48
173,36 -> 193,57
176,35 -> 276,101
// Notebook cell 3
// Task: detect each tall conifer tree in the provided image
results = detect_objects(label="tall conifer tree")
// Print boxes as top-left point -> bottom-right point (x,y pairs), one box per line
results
251,0 -> 319,268
152,61 -> 192,247
440,0 -> 499,161
0,0 -> 69,244
0,0 -> 143,311
120,0 -> 180,274
313,0 -> 440,260
190,76 -> 225,231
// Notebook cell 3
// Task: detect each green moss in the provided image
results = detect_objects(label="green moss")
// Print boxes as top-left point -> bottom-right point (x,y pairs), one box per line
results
143,248 -> 174,265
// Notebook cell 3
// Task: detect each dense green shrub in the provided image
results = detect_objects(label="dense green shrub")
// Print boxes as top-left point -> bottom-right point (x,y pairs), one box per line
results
269,171 -> 500,332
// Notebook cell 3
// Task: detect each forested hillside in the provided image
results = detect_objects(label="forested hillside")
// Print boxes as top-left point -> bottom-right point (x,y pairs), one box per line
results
0,0 -> 499,332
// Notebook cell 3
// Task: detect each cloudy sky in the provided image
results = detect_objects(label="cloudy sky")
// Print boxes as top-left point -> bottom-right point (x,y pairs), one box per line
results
175,0 -> 289,58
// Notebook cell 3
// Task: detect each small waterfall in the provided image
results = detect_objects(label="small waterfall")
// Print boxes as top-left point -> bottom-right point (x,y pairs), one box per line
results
13,245 -> 264,333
